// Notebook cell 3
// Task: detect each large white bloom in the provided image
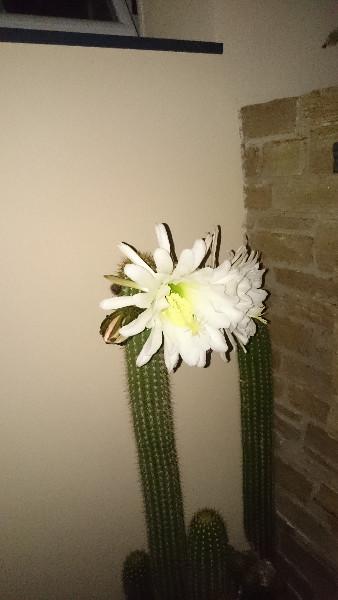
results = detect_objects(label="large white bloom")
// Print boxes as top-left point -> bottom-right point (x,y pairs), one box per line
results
100,224 -> 267,372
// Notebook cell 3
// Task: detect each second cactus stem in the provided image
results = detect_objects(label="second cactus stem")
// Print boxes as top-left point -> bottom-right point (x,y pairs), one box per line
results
125,330 -> 187,600
237,322 -> 274,558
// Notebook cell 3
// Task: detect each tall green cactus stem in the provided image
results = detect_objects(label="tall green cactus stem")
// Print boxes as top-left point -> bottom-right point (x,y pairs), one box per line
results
122,550 -> 154,600
237,322 -> 274,558
188,508 -> 229,600
125,330 -> 187,600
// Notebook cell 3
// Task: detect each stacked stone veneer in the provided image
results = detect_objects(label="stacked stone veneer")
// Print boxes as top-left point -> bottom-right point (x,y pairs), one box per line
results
240,87 -> 338,600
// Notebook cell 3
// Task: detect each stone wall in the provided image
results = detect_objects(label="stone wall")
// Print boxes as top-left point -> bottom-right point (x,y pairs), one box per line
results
240,87 -> 338,600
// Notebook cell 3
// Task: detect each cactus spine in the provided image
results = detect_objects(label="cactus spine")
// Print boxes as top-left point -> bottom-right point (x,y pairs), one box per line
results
125,330 -> 187,600
122,550 -> 154,600
188,508 -> 229,600
237,322 -> 274,558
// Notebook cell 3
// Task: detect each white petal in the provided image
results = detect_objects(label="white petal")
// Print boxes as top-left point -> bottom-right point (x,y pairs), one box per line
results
118,242 -> 154,275
162,322 -> 181,371
173,248 -> 194,277
178,333 -> 201,366
136,324 -> 163,366
197,350 -> 207,368
204,325 -> 228,353
209,292 -> 239,315
153,247 -> 173,274
100,296 -> 139,310
211,260 -> 232,284
164,344 -> 180,373
211,306 -> 241,330
119,309 -> 152,337
180,346 -> 200,367
124,263 -> 156,291
155,223 -> 171,252
173,238 -> 207,277
132,292 -> 155,309
154,295 -> 169,312
238,278 -> 251,295
191,238 -> 207,270
189,266 -> 213,284
250,288 -> 268,304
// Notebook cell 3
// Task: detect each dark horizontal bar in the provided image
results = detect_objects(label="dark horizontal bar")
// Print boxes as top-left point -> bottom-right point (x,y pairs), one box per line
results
0,27 -> 223,54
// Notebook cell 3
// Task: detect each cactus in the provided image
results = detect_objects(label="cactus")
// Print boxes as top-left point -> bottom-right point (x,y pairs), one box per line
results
101,258 -> 187,600
188,508 -> 229,600
125,329 -> 187,600
237,322 -> 274,558
122,550 -> 154,600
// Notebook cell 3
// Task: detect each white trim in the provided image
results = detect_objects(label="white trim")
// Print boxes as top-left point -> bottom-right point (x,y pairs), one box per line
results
0,0 -> 138,36
113,0 -> 137,34
124,0 -> 140,36
136,0 -> 145,37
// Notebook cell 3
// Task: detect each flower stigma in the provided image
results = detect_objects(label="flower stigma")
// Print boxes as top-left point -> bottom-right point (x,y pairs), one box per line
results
162,282 -> 200,335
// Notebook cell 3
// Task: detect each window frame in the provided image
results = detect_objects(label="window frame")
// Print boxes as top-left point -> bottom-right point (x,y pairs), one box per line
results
0,0 -> 138,36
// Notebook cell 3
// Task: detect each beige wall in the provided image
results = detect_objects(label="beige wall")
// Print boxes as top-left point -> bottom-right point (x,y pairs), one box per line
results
142,0 -> 338,103
0,43 -> 245,599
141,0 -> 215,42
213,0 -> 338,106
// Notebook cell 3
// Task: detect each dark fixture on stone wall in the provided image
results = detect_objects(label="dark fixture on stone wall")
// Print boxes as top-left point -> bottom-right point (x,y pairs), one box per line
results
322,28 -> 338,48
333,142 -> 338,173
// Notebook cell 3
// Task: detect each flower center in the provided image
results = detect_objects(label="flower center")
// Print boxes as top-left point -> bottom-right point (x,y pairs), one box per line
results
162,282 -> 200,334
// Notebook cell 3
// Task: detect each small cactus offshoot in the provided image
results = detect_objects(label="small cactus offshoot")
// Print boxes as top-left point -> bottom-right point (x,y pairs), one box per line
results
188,508 -> 229,600
122,550 -> 154,600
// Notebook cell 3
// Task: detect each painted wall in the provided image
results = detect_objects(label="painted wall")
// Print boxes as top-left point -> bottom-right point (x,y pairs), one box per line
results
213,0 -> 338,106
140,0 -> 215,42
0,43 -> 245,600
142,0 -> 338,104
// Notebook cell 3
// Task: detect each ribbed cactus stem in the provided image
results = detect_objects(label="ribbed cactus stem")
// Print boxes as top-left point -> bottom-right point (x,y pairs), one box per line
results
188,508 -> 229,600
237,322 -> 274,558
125,330 -> 187,600
122,550 -> 154,600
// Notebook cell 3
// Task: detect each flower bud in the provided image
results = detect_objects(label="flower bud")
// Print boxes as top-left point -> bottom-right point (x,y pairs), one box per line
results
100,311 -> 126,345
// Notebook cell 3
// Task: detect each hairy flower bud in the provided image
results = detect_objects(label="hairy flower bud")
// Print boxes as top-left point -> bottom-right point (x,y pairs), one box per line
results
100,311 -> 126,344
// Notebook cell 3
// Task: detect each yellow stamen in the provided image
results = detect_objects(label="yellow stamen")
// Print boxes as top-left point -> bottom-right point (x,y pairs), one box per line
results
162,284 -> 200,334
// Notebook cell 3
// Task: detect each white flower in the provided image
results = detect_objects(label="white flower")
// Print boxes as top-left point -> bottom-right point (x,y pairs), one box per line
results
224,246 -> 268,347
100,225 -> 267,372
